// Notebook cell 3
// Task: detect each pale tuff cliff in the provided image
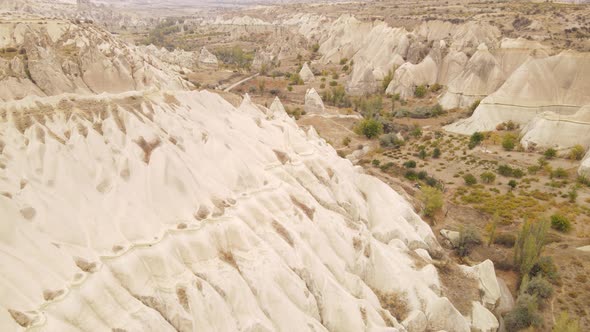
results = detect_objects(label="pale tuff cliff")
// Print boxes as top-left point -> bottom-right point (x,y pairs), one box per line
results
0,14 -> 191,102
0,90 -> 499,331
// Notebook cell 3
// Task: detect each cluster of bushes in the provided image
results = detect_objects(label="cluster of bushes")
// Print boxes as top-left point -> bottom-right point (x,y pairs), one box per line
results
497,164 -> 525,178
285,107 -> 306,120
288,73 -> 304,85
395,104 -> 444,119
496,120 -> 518,131
215,46 -> 254,70
322,86 -> 351,108
354,95 -> 383,118
505,219 -> 563,331
379,133 -> 404,148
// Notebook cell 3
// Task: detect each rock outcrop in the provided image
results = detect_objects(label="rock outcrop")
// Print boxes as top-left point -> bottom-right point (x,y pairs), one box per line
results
198,47 -> 219,69
304,88 -> 325,114
0,89 -> 492,331
299,62 -> 315,83
445,50 -> 590,134
0,14 -> 191,102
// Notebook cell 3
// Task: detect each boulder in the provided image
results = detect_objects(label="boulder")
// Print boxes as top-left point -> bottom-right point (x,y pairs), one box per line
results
426,297 -> 470,332
462,260 -> 501,309
439,229 -> 461,247
470,302 -> 499,332
304,88 -> 325,114
495,278 -> 514,315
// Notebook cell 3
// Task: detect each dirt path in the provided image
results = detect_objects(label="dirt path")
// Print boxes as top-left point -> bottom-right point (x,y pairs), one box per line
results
223,73 -> 260,92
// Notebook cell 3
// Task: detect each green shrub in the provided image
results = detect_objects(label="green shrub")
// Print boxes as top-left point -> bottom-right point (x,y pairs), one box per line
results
320,83 -> 325,89
332,73 -> 339,79
372,159 -> 381,166
544,148 -> 557,159
339,58 -> 348,65
503,294 -> 542,331
430,83 -> 442,92
469,132 -> 484,149
530,256 -> 558,281
508,179 -> 518,189
403,160 -> 417,168
405,170 -> 418,180
468,99 -> 480,115
551,167 -> 568,179
525,276 -> 553,300
480,172 -> 496,184
418,148 -> 427,160
380,133 -> 404,148
463,174 -> 477,186
569,144 -> 585,161
382,67 -> 395,92
550,214 -> 571,232
410,125 -> 422,138
289,73 -> 304,85
420,186 -> 443,217
311,43 -> 320,53
414,85 -> 427,98
342,137 -> 351,146
502,133 -> 517,151
494,233 -> 516,247
329,80 -> 338,87
456,226 -> 481,257
355,119 -> 383,139
432,147 -> 441,158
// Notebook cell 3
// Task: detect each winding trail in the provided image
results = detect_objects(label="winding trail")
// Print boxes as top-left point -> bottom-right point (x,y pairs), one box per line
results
223,73 -> 260,92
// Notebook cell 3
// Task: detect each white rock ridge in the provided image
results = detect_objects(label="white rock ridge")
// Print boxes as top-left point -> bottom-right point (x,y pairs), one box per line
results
0,14 -> 191,102
0,90 -> 488,331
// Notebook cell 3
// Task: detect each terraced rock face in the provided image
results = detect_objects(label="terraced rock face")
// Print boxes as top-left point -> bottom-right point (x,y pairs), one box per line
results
0,14 -> 191,102
0,90 -> 496,331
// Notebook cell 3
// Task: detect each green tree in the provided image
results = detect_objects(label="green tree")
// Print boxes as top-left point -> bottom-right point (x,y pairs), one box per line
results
469,132 -> 485,149
514,219 -> 550,278
355,119 -> 383,139
419,186 -> 443,217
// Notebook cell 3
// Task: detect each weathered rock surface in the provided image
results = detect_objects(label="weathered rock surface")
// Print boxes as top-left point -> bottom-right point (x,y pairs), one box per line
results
0,14 -> 191,102
0,90 -> 485,331
471,302 -> 500,332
